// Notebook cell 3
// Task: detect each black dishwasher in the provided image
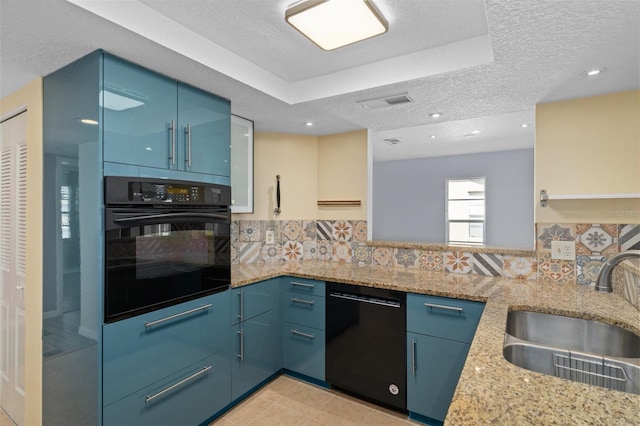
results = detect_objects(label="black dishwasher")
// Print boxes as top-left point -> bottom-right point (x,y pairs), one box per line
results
326,282 -> 406,412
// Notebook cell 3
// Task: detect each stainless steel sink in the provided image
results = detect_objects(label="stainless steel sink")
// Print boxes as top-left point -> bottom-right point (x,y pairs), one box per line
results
503,310 -> 640,394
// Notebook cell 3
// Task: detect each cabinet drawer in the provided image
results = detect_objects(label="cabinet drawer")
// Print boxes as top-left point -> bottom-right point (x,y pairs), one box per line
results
282,323 -> 325,381
103,351 -> 231,426
103,291 -> 230,406
284,277 -> 325,297
282,292 -> 325,329
231,278 -> 279,325
407,294 -> 484,343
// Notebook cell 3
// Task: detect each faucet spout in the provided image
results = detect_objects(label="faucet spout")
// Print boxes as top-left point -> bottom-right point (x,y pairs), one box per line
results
595,250 -> 640,292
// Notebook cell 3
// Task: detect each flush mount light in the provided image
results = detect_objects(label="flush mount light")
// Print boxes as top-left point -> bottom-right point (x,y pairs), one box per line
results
429,112 -> 443,119
285,0 -> 388,51
581,67 -> 607,78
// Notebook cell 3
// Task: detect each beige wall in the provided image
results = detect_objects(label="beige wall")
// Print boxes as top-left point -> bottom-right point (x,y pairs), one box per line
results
0,79 -> 43,426
535,90 -> 640,223
317,130 -> 368,220
233,129 -> 368,221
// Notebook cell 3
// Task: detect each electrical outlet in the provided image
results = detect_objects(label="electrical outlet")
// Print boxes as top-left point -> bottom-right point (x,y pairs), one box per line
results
265,230 -> 275,245
551,241 -> 575,260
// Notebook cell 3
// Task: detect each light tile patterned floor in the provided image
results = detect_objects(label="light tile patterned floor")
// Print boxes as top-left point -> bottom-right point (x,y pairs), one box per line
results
210,375 -> 417,426
0,408 -> 15,426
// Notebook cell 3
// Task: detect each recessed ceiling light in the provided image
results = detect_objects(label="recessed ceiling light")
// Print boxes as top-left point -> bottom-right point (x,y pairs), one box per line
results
285,0 -> 388,51
429,135 -> 436,139
521,123 -> 529,128
305,122 -> 313,126
429,112 -> 443,119
470,130 -> 481,134
581,67 -> 607,77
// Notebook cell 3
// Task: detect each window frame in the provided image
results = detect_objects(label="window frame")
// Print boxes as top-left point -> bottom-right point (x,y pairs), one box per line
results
445,177 -> 486,245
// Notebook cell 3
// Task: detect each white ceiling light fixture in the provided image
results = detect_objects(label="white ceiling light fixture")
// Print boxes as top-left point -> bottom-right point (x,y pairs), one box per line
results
285,0 -> 388,51
581,67 -> 607,78
429,112 -> 443,119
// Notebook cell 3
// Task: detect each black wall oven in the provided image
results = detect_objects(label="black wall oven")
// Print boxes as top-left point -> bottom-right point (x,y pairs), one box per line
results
104,176 -> 231,323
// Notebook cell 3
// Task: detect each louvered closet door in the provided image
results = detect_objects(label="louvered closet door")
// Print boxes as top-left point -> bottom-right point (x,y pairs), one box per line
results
0,111 -> 27,426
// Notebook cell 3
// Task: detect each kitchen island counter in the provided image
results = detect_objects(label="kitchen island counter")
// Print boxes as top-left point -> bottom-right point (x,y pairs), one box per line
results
232,261 -> 640,425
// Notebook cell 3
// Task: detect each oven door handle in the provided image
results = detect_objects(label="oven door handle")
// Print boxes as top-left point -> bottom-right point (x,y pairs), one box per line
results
112,212 -> 230,224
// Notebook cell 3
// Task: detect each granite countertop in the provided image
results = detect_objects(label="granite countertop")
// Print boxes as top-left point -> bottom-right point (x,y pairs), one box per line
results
231,261 -> 640,425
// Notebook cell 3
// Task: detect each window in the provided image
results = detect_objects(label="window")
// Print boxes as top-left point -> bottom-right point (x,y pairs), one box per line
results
446,178 -> 485,245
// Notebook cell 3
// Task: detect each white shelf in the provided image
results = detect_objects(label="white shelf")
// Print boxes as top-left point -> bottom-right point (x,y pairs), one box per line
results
539,190 -> 640,207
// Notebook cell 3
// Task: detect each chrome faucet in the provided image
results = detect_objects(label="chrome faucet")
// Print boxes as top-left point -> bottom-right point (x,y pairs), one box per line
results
595,250 -> 640,292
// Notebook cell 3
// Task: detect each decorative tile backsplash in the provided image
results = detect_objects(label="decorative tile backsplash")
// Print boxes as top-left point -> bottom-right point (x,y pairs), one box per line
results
232,220 -> 640,307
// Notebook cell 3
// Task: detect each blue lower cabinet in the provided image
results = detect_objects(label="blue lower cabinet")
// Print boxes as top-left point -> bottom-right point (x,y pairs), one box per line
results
103,291 -> 230,406
231,309 -> 282,400
282,292 -> 325,330
231,278 -> 280,326
282,323 -> 325,381
103,350 -> 231,426
406,332 -> 470,423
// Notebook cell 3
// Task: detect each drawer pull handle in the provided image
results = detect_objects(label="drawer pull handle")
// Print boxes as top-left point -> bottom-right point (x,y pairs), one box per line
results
237,329 -> 244,361
411,338 -> 417,376
290,297 -> 314,305
145,304 -> 212,328
290,329 -> 315,339
424,302 -> 463,313
237,290 -> 244,321
290,281 -> 314,289
145,365 -> 212,404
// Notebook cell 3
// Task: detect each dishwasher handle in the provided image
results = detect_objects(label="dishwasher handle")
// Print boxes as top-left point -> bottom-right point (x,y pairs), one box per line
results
329,292 -> 401,308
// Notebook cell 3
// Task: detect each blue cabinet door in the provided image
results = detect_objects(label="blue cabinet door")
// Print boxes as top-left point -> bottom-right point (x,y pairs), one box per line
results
178,83 -> 230,177
103,350 -> 231,426
282,323 -> 325,381
282,292 -> 325,330
407,332 -> 470,423
103,54 -> 178,169
231,278 -> 279,325
231,309 -> 282,400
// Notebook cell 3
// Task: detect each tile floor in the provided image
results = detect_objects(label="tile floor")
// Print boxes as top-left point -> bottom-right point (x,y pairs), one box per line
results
0,408 -> 15,426
210,375 -> 417,426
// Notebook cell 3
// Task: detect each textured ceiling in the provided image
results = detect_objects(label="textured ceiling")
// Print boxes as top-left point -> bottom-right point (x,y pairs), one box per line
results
1,0 -> 639,161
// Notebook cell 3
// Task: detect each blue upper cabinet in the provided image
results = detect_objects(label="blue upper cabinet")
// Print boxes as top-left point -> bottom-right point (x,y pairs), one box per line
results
177,83 -> 230,176
103,53 -> 230,178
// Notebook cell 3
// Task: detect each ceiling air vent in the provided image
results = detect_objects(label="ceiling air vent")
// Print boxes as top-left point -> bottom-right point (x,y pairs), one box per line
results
358,92 -> 413,109
384,138 -> 402,146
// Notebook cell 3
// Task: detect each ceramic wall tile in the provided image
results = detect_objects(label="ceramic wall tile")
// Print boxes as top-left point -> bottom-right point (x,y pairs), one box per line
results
332,241 -> 354,263
302,220 -> 317,240
444,251 -> 473,274
303,240 -> 317,260
503,256 -> 537,280
619,224 -> 640,251
473,253 -> 504,277
282,220 -> 302,241
237,242 -> 261,264
352,220 -> 368,242
372,247 -> 393,266
316,240 -> 332,261
239,220 -> 261,242
575,224 -> 618,256
332,220 -> 353,241
261,243 -> 282,263
352,243 -> 371,265
537,223 -> 575,250
576,255 -> 606,285
418,250 -> 444,272
230,242 -> 239,265
393,248 -> 419,268
316,220 -> 333,240
537,252 -> 575,284
231,220 -> 239,242
282,241 -> 303,261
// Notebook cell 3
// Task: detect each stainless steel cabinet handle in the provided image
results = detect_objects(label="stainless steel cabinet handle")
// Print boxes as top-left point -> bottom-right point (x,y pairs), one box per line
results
330,292 -> 401,308
290,281 -> 314,289
169,120 -> 176,165
290,329 -> 315,339
185,123 -> 192,167
144,304 -> 212,328
290,297 -> 314,305
411,338 -> 416,376
237,329 -> 244,361
237,290 -> 243,322
424,302 -> 463,313
145,365 -> 211,404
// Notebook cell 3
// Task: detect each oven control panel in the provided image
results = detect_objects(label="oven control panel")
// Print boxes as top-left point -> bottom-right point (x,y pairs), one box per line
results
104,176 -> 231,206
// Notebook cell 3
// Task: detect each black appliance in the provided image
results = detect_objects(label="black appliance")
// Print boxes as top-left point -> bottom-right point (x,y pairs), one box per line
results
104,176 -> 231,323
325,282 -> 407,412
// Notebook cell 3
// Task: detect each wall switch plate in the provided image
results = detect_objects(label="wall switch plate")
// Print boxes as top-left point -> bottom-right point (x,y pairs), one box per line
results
551,241 -> 575,260
265,230 -> 275,245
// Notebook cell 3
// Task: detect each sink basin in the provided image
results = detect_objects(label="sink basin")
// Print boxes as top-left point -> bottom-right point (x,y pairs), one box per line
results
503,310 -> 640,394
505,310 -> 640,358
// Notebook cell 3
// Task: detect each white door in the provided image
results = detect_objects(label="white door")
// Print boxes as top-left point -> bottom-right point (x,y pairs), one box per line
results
0,111 -> 27,426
